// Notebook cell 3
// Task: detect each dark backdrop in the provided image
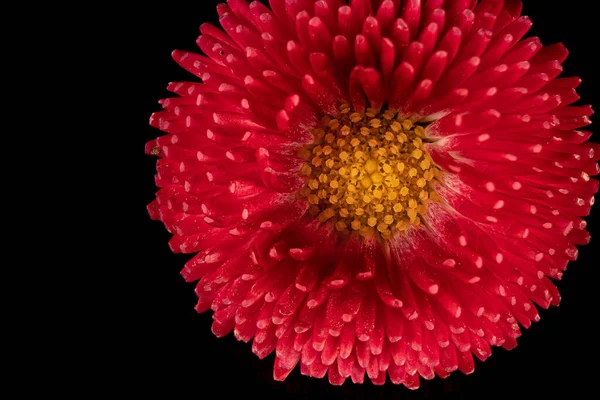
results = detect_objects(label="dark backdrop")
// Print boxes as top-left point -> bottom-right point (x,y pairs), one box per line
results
128,1 -> 598,398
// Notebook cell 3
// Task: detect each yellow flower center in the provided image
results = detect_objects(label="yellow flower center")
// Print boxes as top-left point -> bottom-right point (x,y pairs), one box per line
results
298,105 -> 442,240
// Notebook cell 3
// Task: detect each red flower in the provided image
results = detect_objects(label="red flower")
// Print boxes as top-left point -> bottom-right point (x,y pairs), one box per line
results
146,0 -> 598,387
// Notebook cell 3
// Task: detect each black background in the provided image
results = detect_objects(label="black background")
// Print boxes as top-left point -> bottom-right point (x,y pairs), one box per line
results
129,1 -> 598,398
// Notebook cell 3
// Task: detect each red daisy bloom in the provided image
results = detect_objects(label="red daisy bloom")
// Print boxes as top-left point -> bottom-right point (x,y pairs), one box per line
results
146,0 -> 598,387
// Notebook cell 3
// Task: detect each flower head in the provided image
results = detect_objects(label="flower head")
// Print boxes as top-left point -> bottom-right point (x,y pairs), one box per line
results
146,0 -> 598,387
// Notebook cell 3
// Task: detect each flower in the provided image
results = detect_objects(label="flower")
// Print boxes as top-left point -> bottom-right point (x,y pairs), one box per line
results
146,0 -> 598,387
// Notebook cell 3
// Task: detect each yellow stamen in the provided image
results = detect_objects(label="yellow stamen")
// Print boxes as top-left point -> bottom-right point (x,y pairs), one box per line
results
298,105 -> 442,238
336,221 -> 347,231
365,159 -> 378,174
